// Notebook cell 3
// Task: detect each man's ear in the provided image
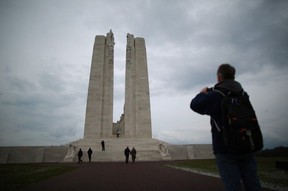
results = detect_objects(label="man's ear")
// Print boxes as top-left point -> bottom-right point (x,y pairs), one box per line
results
217,74 -> 223,82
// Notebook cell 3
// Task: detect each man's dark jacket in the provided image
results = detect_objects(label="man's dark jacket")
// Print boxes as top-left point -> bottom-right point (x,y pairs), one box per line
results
190,80 -> 244,154
124,148 -> 130,156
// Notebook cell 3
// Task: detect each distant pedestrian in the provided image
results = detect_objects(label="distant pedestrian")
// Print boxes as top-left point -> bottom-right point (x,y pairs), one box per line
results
78,148 -> 83,164
124,146 -> 130,164
101,140 -> 105,151
116,130 -> 120,138
87,148 -> 93,162
130,147 -> 137,164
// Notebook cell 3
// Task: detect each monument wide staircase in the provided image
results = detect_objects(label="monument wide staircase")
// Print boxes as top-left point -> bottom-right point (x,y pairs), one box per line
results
64,138 -> 172,162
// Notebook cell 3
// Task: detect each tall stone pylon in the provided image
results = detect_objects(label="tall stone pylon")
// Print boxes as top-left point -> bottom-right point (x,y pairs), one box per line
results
124,34 -> 152,138
83,30 -> 114,139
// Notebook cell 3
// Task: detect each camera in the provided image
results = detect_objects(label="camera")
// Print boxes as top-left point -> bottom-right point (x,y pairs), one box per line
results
207,87 -> 213,92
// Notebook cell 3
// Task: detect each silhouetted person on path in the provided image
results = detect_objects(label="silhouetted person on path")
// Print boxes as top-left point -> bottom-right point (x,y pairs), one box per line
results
87,148 -> 93,162
78,148 -> 83,164
116,130 -> 120,138
130,147 -> 137,164
101,140 -> 105,151
124,146 -> 130,164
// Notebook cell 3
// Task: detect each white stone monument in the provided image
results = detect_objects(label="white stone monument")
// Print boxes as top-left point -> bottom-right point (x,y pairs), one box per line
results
0,31 -> 213,164
84,30 -> 152,139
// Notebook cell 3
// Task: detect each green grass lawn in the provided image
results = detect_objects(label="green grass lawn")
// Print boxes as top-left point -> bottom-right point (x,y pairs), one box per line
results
0,164 -> 77,191
256,157 -> 288,188
170,157 -> 288,189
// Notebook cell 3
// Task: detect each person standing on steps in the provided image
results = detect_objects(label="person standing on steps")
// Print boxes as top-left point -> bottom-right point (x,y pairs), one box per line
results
124,146 -> 130,164
101,140 -> 105,151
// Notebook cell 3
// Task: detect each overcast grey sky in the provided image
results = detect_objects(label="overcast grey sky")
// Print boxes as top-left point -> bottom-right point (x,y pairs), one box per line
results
0,0 -> 287,148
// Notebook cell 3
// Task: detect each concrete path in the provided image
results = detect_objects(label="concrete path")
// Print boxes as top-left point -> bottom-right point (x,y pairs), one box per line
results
18,161 -> 273,191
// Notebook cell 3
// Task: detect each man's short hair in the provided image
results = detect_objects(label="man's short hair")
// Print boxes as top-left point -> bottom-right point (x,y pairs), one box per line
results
217,63 -> 235,80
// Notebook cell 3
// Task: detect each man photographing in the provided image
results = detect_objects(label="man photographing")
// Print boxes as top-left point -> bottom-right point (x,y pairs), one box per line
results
190,64 -> 262,191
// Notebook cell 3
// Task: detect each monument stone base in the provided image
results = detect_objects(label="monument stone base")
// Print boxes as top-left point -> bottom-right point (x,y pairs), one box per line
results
0,141 -> 214,164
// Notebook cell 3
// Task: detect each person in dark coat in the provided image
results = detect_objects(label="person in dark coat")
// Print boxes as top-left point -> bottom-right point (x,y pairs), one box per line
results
77,148 -> 83,164
130,147 -> 137,164
101,140 -> 105,151
190,64 -> 261,191
124,146 -> 130,164
87,148 -> 93,162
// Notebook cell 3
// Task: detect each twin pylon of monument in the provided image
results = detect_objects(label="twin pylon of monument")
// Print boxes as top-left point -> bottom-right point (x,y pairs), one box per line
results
83,30 -> 152,140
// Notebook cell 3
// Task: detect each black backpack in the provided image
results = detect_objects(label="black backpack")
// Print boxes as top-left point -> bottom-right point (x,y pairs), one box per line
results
214,89 -> 263,153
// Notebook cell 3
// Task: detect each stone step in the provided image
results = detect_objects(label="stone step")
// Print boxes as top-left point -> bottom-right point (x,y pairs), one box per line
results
68,138 -> 164,152
75,150 -> 163,162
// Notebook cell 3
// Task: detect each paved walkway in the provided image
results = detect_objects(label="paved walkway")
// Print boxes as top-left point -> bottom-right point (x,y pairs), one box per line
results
19,161 -> 273,191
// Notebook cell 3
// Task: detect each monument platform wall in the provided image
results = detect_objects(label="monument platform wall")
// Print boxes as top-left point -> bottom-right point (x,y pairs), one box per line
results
167,144 -> 214,160
0,146 -> 68,164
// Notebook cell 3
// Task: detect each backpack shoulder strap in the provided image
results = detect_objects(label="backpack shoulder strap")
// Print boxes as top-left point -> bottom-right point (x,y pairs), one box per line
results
212,87 -> 225,97
213,87 -> 245,97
